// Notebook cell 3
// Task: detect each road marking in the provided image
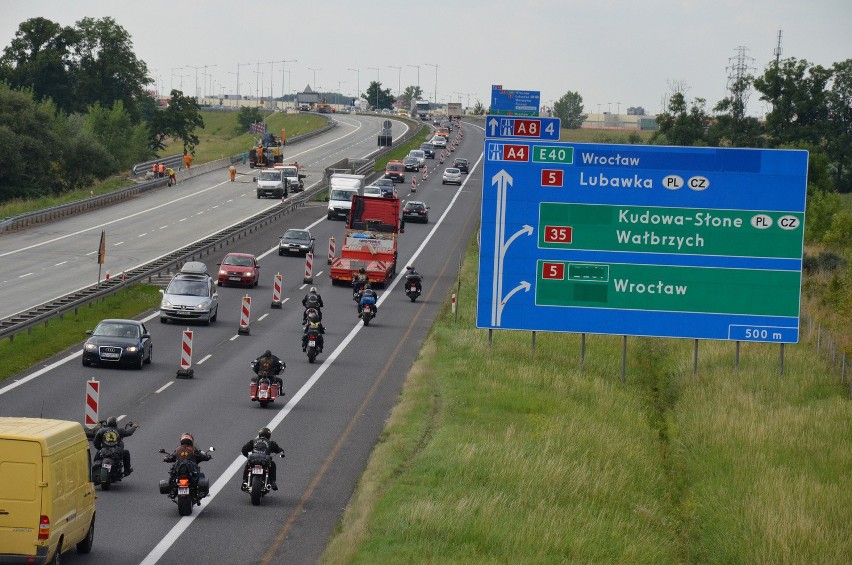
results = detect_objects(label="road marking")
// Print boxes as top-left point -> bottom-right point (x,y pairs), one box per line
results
179,218 -> 187,222
160,225 -> 168,229
19,273 -> 33,278
117,414 -> 127,421
196,354 -> 212,365
138,233 -> 147,238
114,241 -> 124,246
229,335 -> 240,341
155,382 -> 174,394
258,313 -> 268,322
86,250 -> 97,255
55,261 -> 68,266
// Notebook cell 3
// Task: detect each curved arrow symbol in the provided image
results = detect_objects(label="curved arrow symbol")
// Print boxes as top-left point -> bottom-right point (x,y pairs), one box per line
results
501,224 -> 533,256
497,280 -> 531,326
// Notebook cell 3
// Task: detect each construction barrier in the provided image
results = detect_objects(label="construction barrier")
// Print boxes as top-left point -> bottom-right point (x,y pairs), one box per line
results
328,237 -> 335,265
84,380 -> 100,427
422,168 -> 428,181
238,295 -> 251,335
411,177 -> 417,193
271,273 -> 283,308
177,329 -> 194,378
451,293 -> 457,315
303,252 -> 314,283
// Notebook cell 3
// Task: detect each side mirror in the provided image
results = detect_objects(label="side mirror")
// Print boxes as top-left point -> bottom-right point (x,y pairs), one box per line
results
208,447 -> 215,452
85,330 -> 93,335
252,177 -> 257,182
159,289 -> 165,295
142,333 -> 151,339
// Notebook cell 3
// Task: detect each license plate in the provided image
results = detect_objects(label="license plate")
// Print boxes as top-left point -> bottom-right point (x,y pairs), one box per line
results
308,340 -> 316,347
252,466 -> 264,475
410,285 -> 417,291
101,353 -> 120,359
175,310 -> 192,316
102,463 -> 112,470
229,276 -> 241,281
178,487 -> 190,495
259,390 -> 269,399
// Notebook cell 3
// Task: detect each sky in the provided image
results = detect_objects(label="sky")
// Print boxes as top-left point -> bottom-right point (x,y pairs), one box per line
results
3,0 -> 851,117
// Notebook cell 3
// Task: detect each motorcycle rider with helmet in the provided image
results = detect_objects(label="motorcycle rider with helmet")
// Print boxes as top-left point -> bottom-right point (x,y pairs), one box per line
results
404,266 -> 423,293
356,283 -> 378,317
162,433 -> 211,480
252,350 -> 285,392
301,286 -> 324,323
353,267 -> 370,295
93,416 -> 138,477
302,311 -> 325,353
240,427 -> 284,490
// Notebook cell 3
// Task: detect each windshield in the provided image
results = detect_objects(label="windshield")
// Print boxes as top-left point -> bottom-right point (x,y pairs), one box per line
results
330,190 -> 355,201
258,171 -> 281,181
223,255 -> 253,267
94,322 -> 140,338
283,230 -> 309,241
364,186 -> 382,195
167,280 -> 209,297
281,168 -> 297,177
410,151 -> 424,158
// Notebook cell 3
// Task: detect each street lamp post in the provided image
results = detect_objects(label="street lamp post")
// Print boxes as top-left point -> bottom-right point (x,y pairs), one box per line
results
424,63 -> 438,106
368,67 -> 379,109
337,80 -> 346,108
347,68 -> 360,102
187,65 -> 201,101
279,59 -> 297,103
407,64 -> 420,94
308,67 -> 321,91
234,63 -> 250,101
201,64 -> 217,101
388,65 -> 401,106
170,67 -> 182,93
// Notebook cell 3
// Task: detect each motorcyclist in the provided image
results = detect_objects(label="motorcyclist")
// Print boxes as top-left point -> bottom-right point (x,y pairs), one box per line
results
356,283 -> 378,317
252,349 -> 285,392
240,427 -> 284,490
93,416 -> 138,477
352,267 -> 370,295
163,433 -> 211,480
302,311 -> 325,353
301,286 -> 324,322
404,266 -> 423,293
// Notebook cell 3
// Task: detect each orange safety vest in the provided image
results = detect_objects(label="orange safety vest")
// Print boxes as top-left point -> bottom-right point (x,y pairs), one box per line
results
152,164 -> 157,173
158,163 -> 165,173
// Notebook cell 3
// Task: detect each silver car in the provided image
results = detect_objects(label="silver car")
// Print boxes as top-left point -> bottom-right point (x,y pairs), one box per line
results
159,268 -> 219,325
442,167 -> 462,185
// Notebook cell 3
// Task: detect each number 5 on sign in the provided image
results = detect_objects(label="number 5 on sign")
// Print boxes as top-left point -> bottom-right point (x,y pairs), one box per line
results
541,169 -> 564,187
542,262 -> 565,280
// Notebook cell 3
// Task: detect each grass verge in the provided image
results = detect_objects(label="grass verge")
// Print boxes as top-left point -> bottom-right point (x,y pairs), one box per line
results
0,176 -> 133,221
0,285 -> 162,382
322,234 -> 852,564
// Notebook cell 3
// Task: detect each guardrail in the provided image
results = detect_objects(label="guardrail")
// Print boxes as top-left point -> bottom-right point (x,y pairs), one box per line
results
0,119 -> 338,234
131,154 -> 184,178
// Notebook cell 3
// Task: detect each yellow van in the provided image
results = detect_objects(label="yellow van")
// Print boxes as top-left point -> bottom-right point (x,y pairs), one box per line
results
0,417 -> 95,564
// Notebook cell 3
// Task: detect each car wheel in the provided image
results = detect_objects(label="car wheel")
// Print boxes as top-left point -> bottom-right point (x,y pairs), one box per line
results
82,358 -> 90,367
160,317 -> 168,324
135,354 -> 143,370
211,306 -> 218,322
145,346 -> 153,364
278,250 -> 284,256
254,278 -> 259,287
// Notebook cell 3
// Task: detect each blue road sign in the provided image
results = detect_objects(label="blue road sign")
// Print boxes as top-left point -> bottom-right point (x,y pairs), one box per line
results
491,85 -> 540,116
485,115 -> 561,140
476,140 -> 809,342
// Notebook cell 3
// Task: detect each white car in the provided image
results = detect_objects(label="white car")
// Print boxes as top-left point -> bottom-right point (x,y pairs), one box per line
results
431,136 -> 447,148
442,167 -> 462,185
363,185 -> 384,198
408,150 -> 426,168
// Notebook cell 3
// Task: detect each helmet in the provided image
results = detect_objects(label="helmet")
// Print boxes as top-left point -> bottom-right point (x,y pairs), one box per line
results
258,427 -> 271,439
359,267 -> 366,274
310,286 -> 317,293
364,283 -> 372,289
106,416 -> 117,428
263,350 -> 272,358
307,311 -> 318,322
180,433 -> 194,446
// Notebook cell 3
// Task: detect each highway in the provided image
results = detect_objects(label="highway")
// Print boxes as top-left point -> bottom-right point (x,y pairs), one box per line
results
0,117 -> 485,564
0,114 -> 409,321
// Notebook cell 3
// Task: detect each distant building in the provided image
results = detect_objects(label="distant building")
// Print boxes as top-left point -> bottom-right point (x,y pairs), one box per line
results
296,85 -> 321,106
581,112 -> 658,130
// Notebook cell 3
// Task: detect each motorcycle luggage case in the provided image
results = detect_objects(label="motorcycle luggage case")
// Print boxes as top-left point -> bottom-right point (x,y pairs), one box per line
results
159,479 -> 170,494
250,382 -> 258,400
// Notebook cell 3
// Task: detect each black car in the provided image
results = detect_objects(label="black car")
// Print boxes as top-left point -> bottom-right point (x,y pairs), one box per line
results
453,158 -> 469,173
82,319 -> 152,369
403,156 -> 421,172
419,142 -> 436,159
279,228 -> 315,256
402,200 -> 429,223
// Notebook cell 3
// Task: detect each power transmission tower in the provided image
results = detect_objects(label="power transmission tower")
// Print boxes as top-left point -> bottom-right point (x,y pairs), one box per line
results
725,46 -> 756,119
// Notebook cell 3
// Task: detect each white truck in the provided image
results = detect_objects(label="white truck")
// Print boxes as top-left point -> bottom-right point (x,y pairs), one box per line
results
254,168 -> 287,199
412,99 -> 431,120
280,165 -> 305,192
327,173 -> 365,220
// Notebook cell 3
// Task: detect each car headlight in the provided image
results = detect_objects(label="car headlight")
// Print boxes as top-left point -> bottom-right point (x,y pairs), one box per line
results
85,343 -> 96,351
219,269 -> 227,275
161,299 -> 172,308
126,346 -> 138,353
195,301 -> 211,311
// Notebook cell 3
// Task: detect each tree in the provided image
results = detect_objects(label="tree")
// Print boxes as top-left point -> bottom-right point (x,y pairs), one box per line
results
472,100 -> 486,115
149,90 -> 204,154
553,91 -> 586,129
363,81 -> 394,110
0,17 -> 78,113
236,106 -> 264,133
84,100 -> 151,169
399,85 -> 423,111
652,92 -> 711,146
825,60 -> 852,192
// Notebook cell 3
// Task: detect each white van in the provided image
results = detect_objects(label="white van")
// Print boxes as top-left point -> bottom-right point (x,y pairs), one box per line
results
327,173 -> 365,220
254,168 -> 287,199
0,418 -> 96,564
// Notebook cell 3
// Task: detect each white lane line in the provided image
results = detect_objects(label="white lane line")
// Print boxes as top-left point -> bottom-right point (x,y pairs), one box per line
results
155,382 -> 174,394
160,226 -> 168,229
258,313 -> 268,322
86,250 -> 97,255
229,335 -> 240,341
179,218 -> 187,222
19,273 -> 33,278
117,414 -> 127,422
196,354 -> 212,365
114,241 -> 124,246
55,261 -> 68,266
314,270 -> 324,277
138,233 -> 148,238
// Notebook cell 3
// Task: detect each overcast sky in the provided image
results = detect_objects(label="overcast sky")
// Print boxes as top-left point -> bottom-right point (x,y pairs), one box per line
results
3,0 -> 851,116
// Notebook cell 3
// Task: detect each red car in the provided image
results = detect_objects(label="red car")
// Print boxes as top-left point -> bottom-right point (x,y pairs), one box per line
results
217,253 -> 260,287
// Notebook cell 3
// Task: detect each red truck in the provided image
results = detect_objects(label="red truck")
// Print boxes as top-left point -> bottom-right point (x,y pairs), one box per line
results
330,195 -> 401,287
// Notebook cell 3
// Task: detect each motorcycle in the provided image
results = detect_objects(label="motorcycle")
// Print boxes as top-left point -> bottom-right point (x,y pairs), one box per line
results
404,266 -> 422,302
88,420 -> 136,491
302,305 -> 322,324
305,327 -> 322,363
242,451 -> 285,505
249,361 -> 282,408
158,447 -> 213,516
360,302 -> 375,326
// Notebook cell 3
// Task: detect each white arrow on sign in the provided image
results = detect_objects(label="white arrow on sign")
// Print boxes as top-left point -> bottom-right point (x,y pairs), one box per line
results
488,117 -> 500,137
491,169 -> 512,325
502,224 -> 533,256
498,281 -> 531,325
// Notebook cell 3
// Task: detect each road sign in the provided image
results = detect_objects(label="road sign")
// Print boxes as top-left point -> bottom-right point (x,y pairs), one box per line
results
476,140 -> 808,342
490,85 -> 540,116
485,115 -> 561,140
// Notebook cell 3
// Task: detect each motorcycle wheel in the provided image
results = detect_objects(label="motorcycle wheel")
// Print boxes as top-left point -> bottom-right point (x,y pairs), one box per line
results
363,315 -> 371,326
307,348 -> 316,363
177,496 -> 193,516
100,467 -> 111,490
410,293 -> 418,302
250,476 -> 264,506
258,399 -> 269,408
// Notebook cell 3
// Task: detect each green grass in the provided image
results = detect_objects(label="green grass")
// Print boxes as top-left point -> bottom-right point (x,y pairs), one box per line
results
0,285 -> 162,382
0,176 -> 132,221
323,235 -> 852,564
